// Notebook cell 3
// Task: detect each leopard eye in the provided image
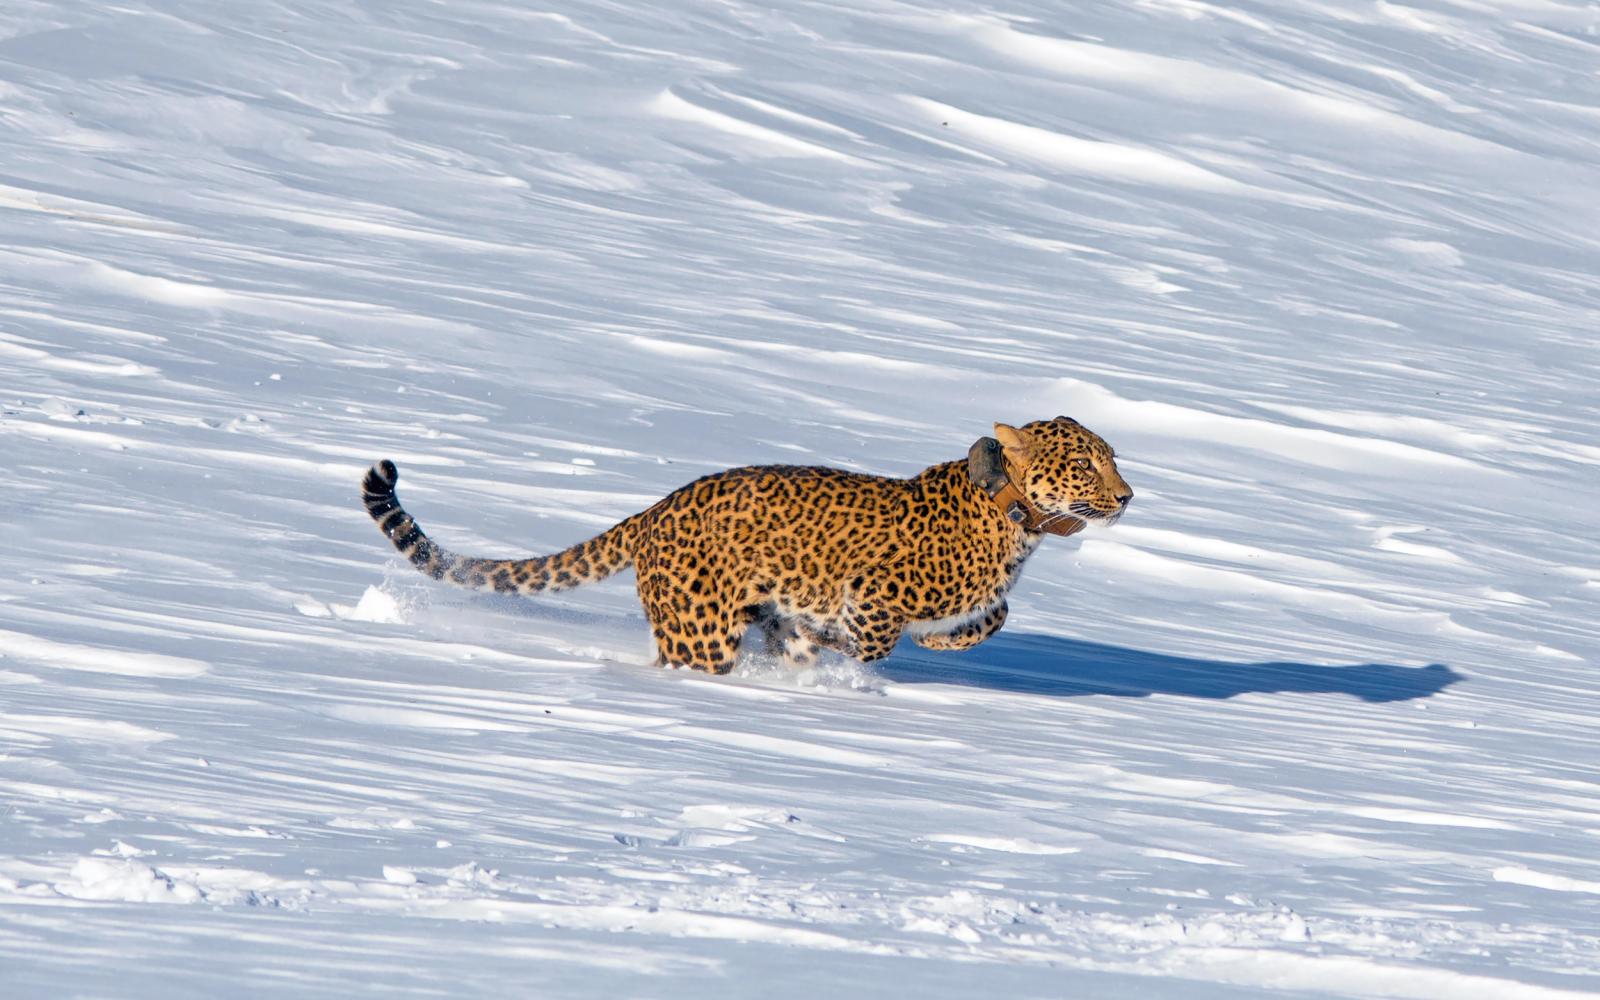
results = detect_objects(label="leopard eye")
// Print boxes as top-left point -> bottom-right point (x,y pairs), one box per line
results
1071,458 -> 1092,470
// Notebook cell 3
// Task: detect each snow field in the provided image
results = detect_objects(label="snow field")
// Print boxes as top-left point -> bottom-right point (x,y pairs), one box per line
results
2,0 -> 1600,996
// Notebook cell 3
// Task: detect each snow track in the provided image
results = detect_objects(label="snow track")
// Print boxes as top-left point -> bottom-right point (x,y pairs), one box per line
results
2,0 -> 1599,996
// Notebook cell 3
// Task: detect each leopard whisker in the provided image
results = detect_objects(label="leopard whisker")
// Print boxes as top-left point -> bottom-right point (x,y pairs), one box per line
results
1039,510 -> 1084,531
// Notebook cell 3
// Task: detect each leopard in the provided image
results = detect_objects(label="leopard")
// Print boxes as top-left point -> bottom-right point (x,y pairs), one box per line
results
361,416 -> 1132,674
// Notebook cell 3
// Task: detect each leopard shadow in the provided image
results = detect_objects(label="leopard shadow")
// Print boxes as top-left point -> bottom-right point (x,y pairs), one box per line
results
880,631 -> 1460,703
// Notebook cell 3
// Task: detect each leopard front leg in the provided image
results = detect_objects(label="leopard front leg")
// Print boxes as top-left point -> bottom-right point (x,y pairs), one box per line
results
912,601 -> 1008,651
760,614 -> 826,668
850,618 -> 904,662
840,583 -> 905,664
761,610 -> 904,666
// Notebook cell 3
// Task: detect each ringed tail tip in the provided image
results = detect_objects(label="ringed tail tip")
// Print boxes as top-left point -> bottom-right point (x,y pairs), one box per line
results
364,459 -> 399,497
363,459 -> 404,530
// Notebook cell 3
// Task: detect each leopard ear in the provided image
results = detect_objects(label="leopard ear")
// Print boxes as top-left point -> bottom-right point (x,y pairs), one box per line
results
993,422 -> 1032,460
966,436 -> 1008,496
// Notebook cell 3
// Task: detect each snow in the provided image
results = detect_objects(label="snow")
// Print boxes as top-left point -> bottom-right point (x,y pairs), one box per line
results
2,0 -> 1599,997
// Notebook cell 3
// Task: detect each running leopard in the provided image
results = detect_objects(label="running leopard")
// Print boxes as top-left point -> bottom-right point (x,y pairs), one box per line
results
361,416 -> 1132,673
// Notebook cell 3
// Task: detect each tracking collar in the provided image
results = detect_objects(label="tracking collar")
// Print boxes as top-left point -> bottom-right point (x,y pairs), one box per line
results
966,437 -> 1085,538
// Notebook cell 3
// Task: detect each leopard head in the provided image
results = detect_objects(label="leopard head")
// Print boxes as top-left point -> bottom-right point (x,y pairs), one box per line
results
994,416 -> 1132,526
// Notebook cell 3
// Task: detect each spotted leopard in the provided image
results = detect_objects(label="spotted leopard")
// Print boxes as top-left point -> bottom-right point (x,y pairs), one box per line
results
362,416 -> 1131,673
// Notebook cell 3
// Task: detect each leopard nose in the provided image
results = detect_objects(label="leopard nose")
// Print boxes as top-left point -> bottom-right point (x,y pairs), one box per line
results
1115,490 -> 1133,506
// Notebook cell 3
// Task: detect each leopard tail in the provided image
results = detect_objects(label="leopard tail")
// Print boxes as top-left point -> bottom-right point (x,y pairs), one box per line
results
361,459 -> 639,595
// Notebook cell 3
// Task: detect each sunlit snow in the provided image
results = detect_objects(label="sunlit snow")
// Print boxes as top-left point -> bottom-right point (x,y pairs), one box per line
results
3,1 -> 1599,997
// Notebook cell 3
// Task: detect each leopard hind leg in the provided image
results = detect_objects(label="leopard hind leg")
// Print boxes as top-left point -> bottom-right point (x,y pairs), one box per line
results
643,600 -> 748,674
637,564 -> 749,675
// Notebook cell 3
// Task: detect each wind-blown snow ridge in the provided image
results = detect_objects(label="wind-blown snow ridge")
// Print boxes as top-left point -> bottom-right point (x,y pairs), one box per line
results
2,0 -> 1599,997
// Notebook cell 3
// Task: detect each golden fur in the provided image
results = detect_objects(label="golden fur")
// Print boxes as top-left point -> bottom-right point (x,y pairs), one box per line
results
362,416 -> 1131,673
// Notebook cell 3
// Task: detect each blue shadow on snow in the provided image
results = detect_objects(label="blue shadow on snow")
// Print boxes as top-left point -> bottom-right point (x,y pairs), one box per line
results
880,631 -> 1460,703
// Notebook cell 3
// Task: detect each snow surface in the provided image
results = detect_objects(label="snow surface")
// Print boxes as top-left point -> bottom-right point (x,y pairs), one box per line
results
3,0 -> 1600,996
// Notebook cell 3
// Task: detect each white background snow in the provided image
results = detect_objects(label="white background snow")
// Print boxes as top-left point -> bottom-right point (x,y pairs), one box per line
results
2,0 -> 1599,996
